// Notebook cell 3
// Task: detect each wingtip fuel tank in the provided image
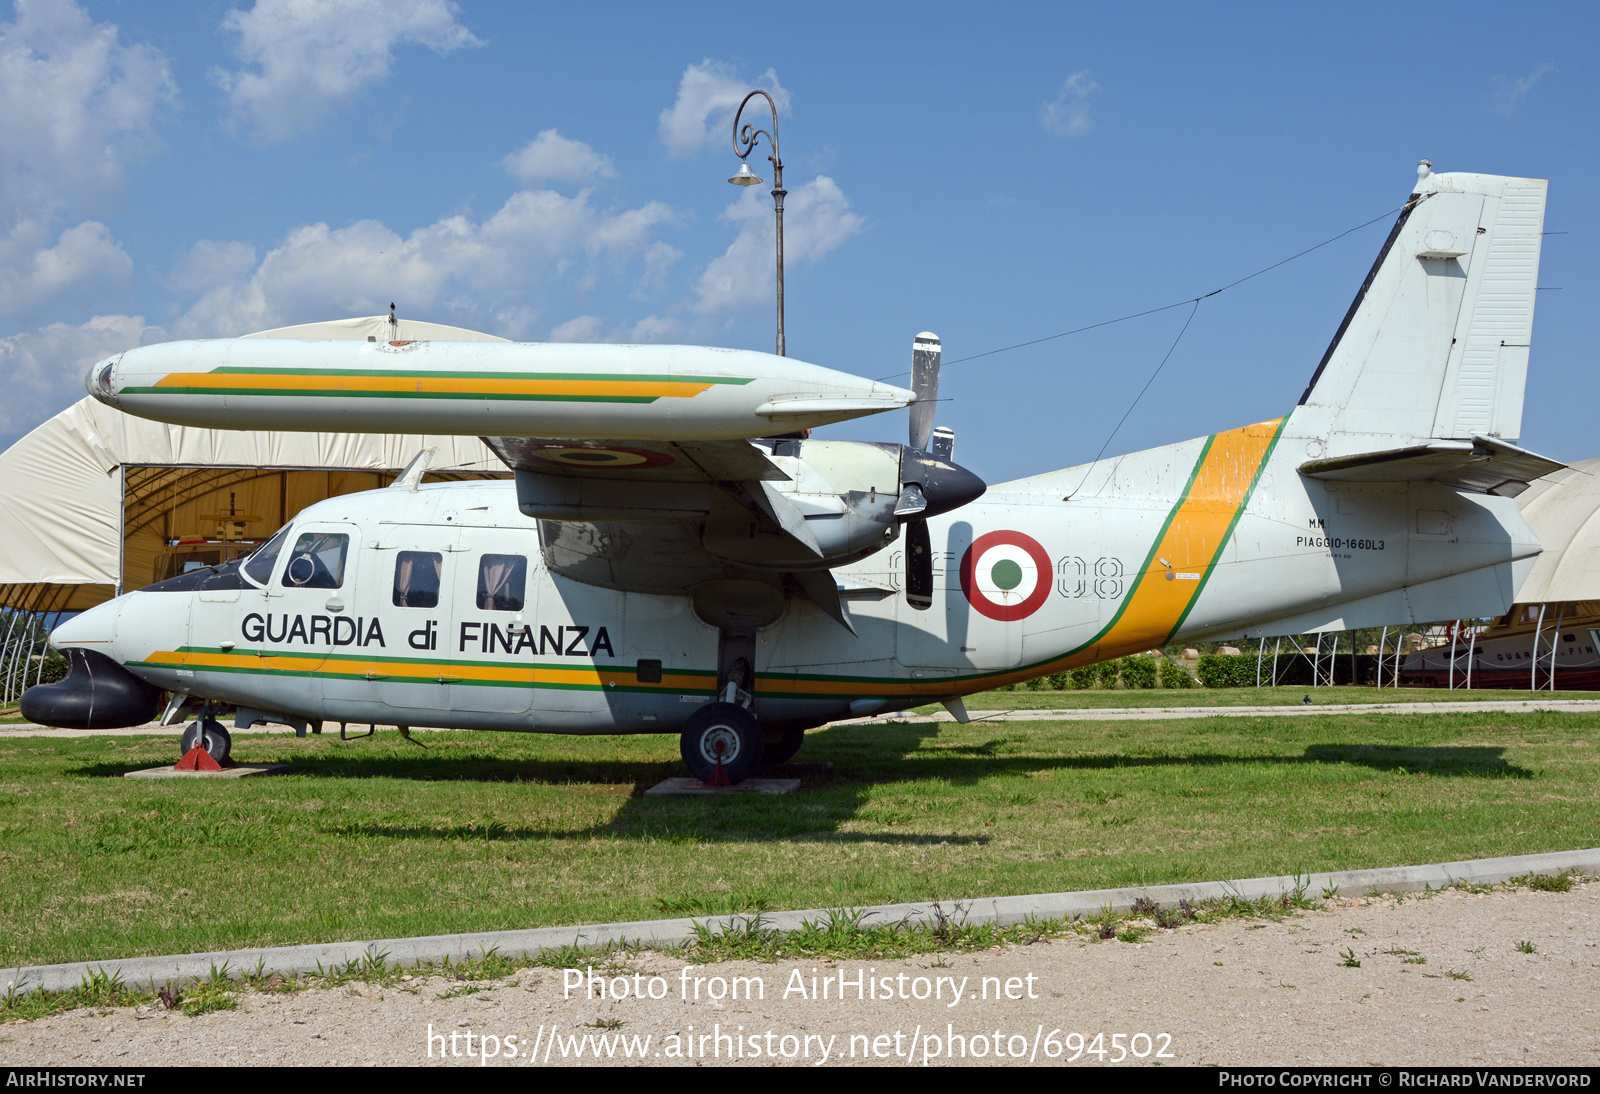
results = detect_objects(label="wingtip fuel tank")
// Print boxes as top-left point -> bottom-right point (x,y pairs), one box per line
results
86,339 -> 915,441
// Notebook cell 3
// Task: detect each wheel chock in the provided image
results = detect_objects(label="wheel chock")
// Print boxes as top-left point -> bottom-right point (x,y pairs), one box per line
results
706,739 -> 733,788
174,746 -> 234,772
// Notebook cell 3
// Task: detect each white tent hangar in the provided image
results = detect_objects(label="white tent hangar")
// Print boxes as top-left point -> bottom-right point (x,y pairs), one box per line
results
0,317 -> 510,699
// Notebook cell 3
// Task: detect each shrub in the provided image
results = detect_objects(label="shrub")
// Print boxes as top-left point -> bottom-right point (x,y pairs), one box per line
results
1159,657 -> 1196,689
1120,656 -> 1158,689
1197,654 -> 1259,688
1094,660 -> 1121,689
1069,666 -> 1097,690
1023,674 -> 1047,691
1046,670 -> 1071,690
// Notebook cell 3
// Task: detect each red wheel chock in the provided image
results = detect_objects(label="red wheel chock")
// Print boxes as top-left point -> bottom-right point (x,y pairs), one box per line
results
705,739 -> 732,788
174,746 -> 235,772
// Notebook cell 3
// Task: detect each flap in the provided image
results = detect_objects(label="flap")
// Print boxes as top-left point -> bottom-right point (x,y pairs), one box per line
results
1299,435 -> 1565,498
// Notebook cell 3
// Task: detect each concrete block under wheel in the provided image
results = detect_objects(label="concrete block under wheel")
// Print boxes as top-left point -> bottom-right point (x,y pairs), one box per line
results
645,776 -> 801,796
124,763 -> 289,780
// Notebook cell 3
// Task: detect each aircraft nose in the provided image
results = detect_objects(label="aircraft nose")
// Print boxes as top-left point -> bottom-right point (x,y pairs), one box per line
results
49,600 -> 117,650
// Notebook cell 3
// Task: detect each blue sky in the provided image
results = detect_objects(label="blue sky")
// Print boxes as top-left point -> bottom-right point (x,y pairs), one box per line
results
0,0 -> 1592,484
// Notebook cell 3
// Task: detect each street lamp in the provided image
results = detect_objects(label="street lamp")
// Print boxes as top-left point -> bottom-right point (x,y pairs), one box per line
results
730,90 -> 786,356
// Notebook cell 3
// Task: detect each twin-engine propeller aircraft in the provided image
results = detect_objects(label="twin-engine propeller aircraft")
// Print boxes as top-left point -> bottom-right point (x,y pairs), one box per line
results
26,165 -> 1562,783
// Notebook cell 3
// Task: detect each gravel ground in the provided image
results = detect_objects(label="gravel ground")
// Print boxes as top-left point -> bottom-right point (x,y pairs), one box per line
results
4,882 -> 1596,1067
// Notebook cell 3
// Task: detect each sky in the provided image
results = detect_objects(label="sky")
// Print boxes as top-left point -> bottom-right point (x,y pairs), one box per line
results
0,0 -> 1593,485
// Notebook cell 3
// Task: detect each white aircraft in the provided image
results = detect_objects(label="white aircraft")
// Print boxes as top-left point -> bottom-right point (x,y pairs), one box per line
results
25,164 -> 1560,783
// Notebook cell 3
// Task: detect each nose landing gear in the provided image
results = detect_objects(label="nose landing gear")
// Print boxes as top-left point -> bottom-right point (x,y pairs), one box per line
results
176,714 -> 234,770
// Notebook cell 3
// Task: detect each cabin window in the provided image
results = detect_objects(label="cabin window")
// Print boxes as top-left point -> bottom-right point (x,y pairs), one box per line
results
282,532 -> 348,589
242,524 -> 292,585
393,551 -> 442,607
476,554 -> 527,611
636,659 -> 663,684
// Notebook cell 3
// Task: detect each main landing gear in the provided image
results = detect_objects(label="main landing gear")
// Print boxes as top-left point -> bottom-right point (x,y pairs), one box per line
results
677,654 -> 810,783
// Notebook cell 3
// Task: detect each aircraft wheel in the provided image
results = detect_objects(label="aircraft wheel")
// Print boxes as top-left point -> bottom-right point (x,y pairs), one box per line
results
762,727 -> 805,765
179,719 -> 232,764
680,702 -> 763,784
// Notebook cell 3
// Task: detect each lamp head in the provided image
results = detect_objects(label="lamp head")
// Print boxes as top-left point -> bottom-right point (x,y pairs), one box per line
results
729,161 -> 764,187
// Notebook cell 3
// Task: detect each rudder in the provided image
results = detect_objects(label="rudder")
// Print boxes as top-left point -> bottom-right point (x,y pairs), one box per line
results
1298,163 -> 1547,447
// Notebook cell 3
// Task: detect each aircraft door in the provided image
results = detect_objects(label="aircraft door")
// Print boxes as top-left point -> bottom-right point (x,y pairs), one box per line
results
340,524 -> 454,722
449,531 -> 538,717
266,522 -> 360,708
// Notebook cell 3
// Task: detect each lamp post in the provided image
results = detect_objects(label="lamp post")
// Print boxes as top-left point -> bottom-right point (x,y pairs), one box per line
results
729,90 -> 785,356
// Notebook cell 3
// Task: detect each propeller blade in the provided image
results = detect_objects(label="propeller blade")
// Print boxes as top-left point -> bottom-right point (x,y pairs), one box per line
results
905,517 -> 933,610
909,332 -> 941,452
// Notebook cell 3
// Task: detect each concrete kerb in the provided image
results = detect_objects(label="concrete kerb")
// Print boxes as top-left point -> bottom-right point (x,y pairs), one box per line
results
6,846 -> 1597,999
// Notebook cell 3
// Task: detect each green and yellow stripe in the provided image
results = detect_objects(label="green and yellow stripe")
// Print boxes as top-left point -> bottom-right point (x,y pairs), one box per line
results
133,417 -> 1285,708
125,368 -> 753,404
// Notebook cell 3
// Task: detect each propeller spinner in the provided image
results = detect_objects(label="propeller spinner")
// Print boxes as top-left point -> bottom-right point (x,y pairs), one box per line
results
897,332 -> 984,609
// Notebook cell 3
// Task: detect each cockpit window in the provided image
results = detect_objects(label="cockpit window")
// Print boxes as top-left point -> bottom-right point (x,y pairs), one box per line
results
242,524 -> 293,586
282,532 -> 349,589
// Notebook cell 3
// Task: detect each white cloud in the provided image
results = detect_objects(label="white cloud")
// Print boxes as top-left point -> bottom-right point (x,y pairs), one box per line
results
0,0 -> 175,225
694,175 -> 862,316
1490,62 -> 1556,117
0,312 -> 158,432
548,315 -> 601,342
1039,71 -> 1099,137
0,1 -> 168,325
0,219 -> 133,323
215,0 -> 480,141
658,59 -> 789,159
546,312 -> 683,344
171,186 -> 677,338
504,129 -> 616,184
166,240 -> 258,295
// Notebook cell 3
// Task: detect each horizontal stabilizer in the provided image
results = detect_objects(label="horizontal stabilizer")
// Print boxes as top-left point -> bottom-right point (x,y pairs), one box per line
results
1298,435 -> 1565,497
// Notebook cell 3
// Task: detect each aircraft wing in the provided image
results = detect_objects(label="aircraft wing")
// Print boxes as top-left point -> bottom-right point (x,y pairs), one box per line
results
485,435 -> 817,552
485,435 -> 869,623
1298,435 -> 1566,498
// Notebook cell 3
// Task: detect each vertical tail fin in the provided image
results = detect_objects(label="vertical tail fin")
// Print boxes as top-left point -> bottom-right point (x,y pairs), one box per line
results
1299,164 -> 1547,446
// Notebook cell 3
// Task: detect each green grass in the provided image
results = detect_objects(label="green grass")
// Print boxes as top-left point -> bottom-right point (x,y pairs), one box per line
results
916,685 -> 1581,712
1,707 -> 1598,968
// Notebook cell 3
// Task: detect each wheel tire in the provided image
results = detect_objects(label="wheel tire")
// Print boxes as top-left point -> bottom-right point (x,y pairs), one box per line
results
762,727 -> 805,765
680,703 -> 763,784
179,719 -> 231,763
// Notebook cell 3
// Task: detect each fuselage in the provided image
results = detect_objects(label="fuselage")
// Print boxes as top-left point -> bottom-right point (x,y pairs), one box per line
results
51,408 -> 1539,735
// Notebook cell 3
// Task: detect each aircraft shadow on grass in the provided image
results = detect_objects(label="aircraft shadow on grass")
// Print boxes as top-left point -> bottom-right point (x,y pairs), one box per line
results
71,725 -> 1530,845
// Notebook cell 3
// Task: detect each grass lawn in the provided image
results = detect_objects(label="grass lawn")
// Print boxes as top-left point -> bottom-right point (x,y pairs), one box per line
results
2,707 -> 1597,968
922,685 -> 1577,711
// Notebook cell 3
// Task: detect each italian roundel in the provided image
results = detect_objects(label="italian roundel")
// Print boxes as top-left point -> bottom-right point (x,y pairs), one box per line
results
959,530 -> 1053,621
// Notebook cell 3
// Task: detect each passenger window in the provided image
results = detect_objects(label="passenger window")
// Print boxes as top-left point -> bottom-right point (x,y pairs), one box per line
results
476,554 -> 527,611
243,524 -> 292,585
282,532 -> 349,589
393,551 -> 442,607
